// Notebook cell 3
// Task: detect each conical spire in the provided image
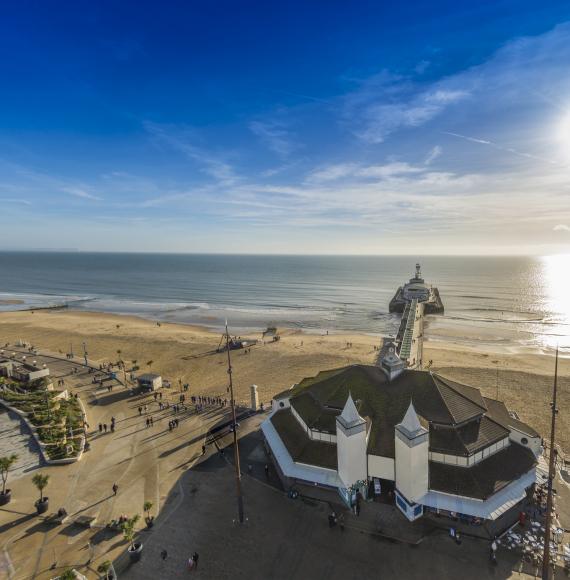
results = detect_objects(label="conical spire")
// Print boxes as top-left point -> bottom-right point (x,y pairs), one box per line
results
337,393 -> 366,430
396,401 -> 426,439
340,393 -> 361,424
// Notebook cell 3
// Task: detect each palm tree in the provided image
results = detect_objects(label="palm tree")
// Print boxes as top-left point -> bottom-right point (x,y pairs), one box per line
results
121,514 -> 140,550
143,500 -> 154,526
0,454 -> 18,495
32,472 -> 49,503
143,500 -> 153,520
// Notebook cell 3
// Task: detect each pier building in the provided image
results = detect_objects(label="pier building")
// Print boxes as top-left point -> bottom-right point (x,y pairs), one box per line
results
262,362 -> 541,531
389,263 -> 444,314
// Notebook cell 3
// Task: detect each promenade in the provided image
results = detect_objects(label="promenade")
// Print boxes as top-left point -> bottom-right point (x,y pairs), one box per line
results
0,345 -> 226,579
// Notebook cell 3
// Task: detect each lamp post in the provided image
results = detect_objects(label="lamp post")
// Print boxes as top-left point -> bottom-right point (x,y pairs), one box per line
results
225,322 -> 244,524
82,342 -> 88,367
542,347 -> 559,580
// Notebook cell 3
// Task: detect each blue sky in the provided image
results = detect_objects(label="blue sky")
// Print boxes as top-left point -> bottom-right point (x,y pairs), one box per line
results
1,0 -> 570,254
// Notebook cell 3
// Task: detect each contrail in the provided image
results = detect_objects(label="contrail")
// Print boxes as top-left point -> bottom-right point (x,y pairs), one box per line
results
442,131 -> 558,165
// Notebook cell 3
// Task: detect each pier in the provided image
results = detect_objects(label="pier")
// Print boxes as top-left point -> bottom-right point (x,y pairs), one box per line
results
394,299 -> 424,368
381,264 -> 441,370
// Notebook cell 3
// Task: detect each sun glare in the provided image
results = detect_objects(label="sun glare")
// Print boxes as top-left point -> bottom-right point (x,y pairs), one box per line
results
540,254 -> 570,350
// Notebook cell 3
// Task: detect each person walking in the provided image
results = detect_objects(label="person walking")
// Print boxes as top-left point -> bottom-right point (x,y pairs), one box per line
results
138,406 -> 142,416
98,423 -> 103,433
192,552 -> 199,569
103,423 -> 107,433
160,549 -> 168,561
264,464 -> 269,479
150,416 -> 154,426
112,483 -> 118,496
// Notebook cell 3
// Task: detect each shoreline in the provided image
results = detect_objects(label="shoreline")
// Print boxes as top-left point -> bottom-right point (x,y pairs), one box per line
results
0,308 -> 568,452
1,307 -> 568,369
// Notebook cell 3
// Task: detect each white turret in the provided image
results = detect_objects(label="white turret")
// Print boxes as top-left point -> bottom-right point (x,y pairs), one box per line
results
336,393 -> 368,488
381,342 -> 406,381
394,401 -> 429,521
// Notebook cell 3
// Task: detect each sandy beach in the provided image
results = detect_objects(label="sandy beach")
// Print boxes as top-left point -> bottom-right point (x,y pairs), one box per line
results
0,309 -> 568,452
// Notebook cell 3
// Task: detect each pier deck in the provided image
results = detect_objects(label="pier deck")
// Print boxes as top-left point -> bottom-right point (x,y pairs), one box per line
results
394,299 -> 423,368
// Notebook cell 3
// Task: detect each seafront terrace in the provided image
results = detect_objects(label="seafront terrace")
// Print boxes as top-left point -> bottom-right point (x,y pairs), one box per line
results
0,344 -> 229,579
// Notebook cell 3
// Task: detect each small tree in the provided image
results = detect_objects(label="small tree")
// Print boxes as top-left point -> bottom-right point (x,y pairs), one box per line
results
0,454 -> 18,495
59,569 -> 76,580
121,514 -> 140,550
143,500 -> 153,521
32,472 -> 49,502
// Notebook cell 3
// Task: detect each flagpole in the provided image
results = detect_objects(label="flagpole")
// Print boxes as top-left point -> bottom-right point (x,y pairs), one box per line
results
542,346 -> 559,580
225,321 -> 244,524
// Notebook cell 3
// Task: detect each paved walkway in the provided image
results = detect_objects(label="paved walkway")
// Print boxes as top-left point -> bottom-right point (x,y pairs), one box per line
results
119,437 -> 527,580
0,344 -> 226,579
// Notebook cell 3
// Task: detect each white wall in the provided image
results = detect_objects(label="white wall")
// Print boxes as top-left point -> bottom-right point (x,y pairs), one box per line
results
429,437 -> 511,467
368,454 -> 395,480
272,396 -> 291,413
395,434 -> 429,503
509,429 -> 542,457
337,426 -> 367,488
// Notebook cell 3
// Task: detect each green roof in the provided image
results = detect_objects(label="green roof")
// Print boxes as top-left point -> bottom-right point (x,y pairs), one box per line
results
270,409 -> 337,470
429,443 -> 536,499
280,364 -> 537,459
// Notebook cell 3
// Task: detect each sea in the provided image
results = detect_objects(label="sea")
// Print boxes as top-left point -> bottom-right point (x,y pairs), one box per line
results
0,252 -> 568,352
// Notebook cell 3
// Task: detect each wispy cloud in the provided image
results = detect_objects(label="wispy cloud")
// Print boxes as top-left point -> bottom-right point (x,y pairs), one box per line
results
309,161 -> 426,182
0,198 -> 31,205
143,121 -> 239,186
249,120 -> 296,158
553,224 -> 570,232
425,145 -> 442,165
342,70 -> 470,143
63,187 -> 102,201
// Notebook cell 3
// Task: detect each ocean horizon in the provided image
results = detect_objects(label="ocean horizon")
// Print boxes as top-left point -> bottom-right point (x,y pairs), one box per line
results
0,252 -> 568,352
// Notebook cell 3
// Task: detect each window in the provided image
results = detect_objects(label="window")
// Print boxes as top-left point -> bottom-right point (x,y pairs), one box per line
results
521,437 -> 528,445
279,401 -> 285,408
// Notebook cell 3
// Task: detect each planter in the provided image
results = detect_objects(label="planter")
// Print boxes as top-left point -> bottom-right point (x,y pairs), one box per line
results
35,497 -> 49,514
128,542 -> 143,562
0,490 -> 11,505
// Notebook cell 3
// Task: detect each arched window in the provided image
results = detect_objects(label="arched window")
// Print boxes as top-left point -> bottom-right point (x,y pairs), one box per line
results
521,437 -> 528,445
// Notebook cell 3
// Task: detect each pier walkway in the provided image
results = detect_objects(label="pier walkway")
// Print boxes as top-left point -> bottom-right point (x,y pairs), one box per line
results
392,299 -> 424,369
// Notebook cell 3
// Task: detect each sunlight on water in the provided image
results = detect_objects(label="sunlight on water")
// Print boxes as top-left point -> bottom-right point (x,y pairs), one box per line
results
540,254 -> 570,350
